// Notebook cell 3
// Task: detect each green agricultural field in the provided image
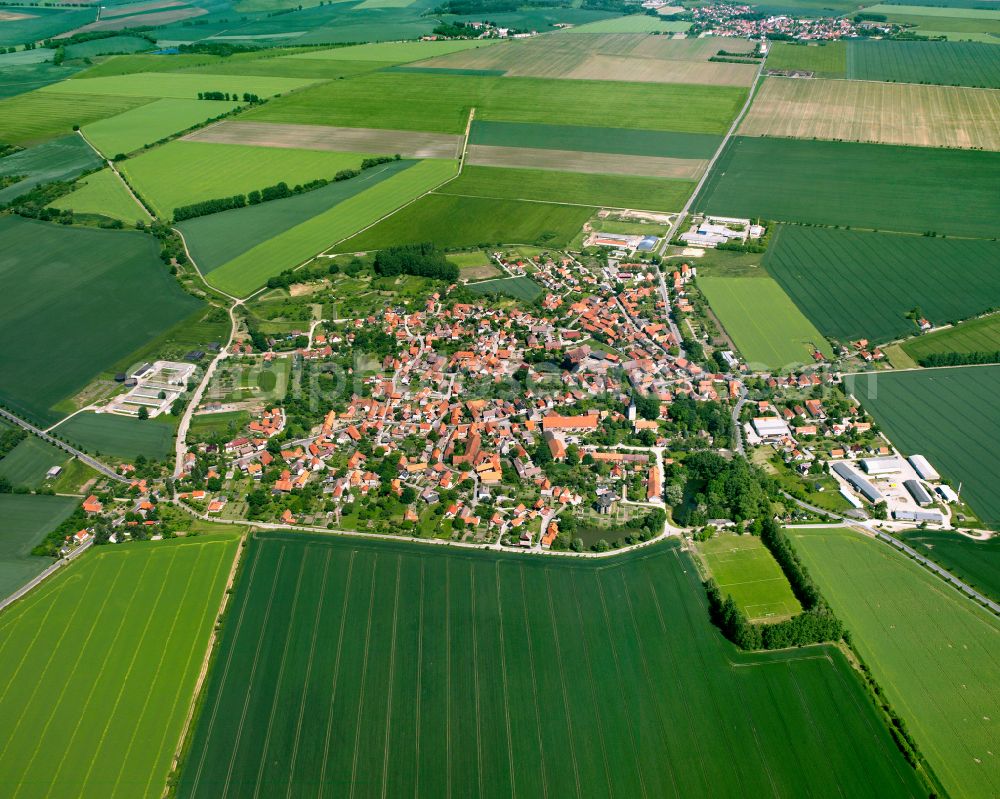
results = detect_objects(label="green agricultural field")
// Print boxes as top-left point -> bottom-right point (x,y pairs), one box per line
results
176,532 -> 925,798
0,217 -> 202,426
469,120 -> 722,159
207,159 -> 456,296
765,41 -> 847,76
52,413 -> 177,462
291,39 -> 498,62
0,6 -> 93,47
49,168 -> 150,224
0,92 -> 151,146
844,366 -> 1000,524
188,411 -> 252,440
698,275 -> 832,370
44,72 -> 318,100
698,533 -> 802,621
0,133 -> 102,205
83,98 -> 238,157
447,250 -> 492,268
567,15 -> 691,32
180,159 -> 414,273
336,193 -> 593,254
247,72 -> 747,135
0,533 -> 240,798
0,436 -> 68,490
0,494 -> 77,599
467,275 -> 543,302
696,136 -> 1000,238
63,35 -> 154,60
0,52 -> 87,100
440,165 -> 693,211
847,39 -> 1000,87
903,313 -> 1000,362
857,4 -> 1000,37
121,141 -> 382,218
790,526 -> 1000,799
897,530 -> 1000,604
764,226 -> 1000,344
181,56 -> 393,80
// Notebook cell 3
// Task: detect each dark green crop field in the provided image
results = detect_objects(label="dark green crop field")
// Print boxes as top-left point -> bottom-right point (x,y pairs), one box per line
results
845,366 -> 1000,524
0,134 -> 102,205
440,165 -> 694,211
696,137 -> 1000,238
181,159 -> 415,273
177,533 -> 924,798
466,275 -> 544,302
765,226 -> 1000,343
902,313 -> 1000,361
247,72 -> 747,135
469,120 -> 723,159
898,530 -> 1000,604
0,217 -> 201,426
847,40 -> 1000,88
790,527 -> 1000,799
0,493 -> 77,599
336,194 -> 593,252
53,413 -> 177,462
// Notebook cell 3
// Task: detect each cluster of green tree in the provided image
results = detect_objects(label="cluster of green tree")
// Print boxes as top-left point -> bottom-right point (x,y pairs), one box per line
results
0,142 -> 22,159
373,242 -> 459,282
432,21 -> 479,38
179,41 -> 257,57
147,222 -> 189,270
42,29 -> 155,49
263,258 -> 346,290
708,55 -> 758,64
668,396 -> 732,443
631,390 -> 660,421
172,156 -> 399,221
0,427 -> 26,461
854,11 -> 887,21
674,451 -> 777,527
552,507 -> 665,552
682,335 -> 705,362
918,350 -> 1000,367
197,91 -> 261,103
0,174 -> 25,190
30,504 -> 91,557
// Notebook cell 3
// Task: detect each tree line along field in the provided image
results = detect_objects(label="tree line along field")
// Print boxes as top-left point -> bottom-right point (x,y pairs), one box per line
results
789,527 -> 1000,799
469,120 -> 722,159
49,168 -> 150,225
697,275 -> 833,370
0,217 -> 202,427
0,534 -> 240,798
0,494 -> 77,599
697,533 -> 802,621
740,77 -> 1000,151
856,5 -> 1000,39
120,141 -> 383,218
764,226 -> 1000,344
333,194 -> 594,257
245,72 -> 748,135
176,532 -> 925,799
844,366 -> 1000,525
695,136 -> 1000,238
902,313 -> 1000,362
440,165 -> 695,211
180,159 -> 415,274
83,98 -> 239,157
206,159 -> 457,297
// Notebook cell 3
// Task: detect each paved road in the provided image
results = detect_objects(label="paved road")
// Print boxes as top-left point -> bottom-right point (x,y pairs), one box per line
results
0,408 -> 126,483
731,386 -> 748,455
781,490 -> 1000,614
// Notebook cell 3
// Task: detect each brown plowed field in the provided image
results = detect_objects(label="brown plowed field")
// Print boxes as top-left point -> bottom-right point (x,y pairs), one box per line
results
466,144 -> 707,179
184,120 -> 463,158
